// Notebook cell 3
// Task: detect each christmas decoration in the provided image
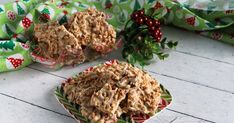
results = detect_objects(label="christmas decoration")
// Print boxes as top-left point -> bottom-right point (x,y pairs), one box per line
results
22,16 -> 32,28
0,40 -> 15,51
0,7 -> 4,13
58,10 -> 68,24
3,24 -> 15,37
16,2 -> 25,15
41,8 -> 50,20
5,54 -> 24,69
122,8 -> 177,66
7,11 -> 16,21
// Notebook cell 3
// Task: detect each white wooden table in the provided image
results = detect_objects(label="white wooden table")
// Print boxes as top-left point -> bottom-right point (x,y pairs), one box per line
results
1,1 -> 234,123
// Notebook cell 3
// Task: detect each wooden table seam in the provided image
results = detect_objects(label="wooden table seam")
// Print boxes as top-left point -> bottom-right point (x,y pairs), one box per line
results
150,71 -> 234,95
175,50 -> 234,66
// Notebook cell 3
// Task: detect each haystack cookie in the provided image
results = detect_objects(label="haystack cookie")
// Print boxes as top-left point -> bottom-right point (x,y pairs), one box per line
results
62,61 -> 161,122
34,21 -> 85,65
67,8 -> 116,54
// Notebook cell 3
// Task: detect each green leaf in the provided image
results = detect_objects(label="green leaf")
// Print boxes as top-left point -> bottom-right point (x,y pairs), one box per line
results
148,0 -> 155,4
160,38 -> 167,49
140,47 -> 153,60
134,0 -> 141,10
118,12 -> 126,23
157,52 -> 169,60
127,54 -> 136,65
167,41 -> 178,49
146,8 -> 155,16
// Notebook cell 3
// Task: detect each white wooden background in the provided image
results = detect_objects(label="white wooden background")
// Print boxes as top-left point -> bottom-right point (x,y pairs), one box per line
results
1,0 -> 234,123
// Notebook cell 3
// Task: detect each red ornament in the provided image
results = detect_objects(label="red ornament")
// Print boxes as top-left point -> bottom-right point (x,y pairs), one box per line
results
186,17 -> 195,26
22,16 -> 32,29
7,57 -> 24,69
7,11 -> 16,21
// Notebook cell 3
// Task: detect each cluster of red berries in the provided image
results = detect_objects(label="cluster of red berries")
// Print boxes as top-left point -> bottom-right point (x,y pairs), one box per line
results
131,9 -> 162,42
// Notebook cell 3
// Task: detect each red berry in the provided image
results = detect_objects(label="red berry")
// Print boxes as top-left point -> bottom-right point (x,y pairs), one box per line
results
136,18 -> 144,25
155,29 -> 160,34
153,20 -> 160,27
153,31 -> 160,36
143,16 -> 149,22
146,19 -> 153,26
148,26 -> 156,32
138,9 -> 145,16
131,12 -> 139,20
159,31 -> 162,36
157,37 -> 161,42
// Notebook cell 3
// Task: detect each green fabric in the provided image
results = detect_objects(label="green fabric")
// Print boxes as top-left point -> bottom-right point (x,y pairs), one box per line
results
152,0 -> 234,44
1,0 -> 234,72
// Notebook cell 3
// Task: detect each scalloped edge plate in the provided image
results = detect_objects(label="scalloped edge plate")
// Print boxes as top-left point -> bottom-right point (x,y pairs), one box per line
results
54,60 -> 172,123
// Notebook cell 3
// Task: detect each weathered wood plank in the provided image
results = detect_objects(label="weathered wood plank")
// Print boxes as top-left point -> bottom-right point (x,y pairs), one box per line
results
0,68 -> 69,115
153,73 -> 234,123
0,95 -> 76,123
162,26 -> 234,66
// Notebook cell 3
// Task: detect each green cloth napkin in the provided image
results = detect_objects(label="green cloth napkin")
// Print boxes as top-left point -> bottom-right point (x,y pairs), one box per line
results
1,0 -> 234,73
154,0 -> 234,44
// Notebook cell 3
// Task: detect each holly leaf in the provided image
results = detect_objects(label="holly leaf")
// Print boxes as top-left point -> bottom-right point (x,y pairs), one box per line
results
134,0 -> 141,10
157,52 -> 169,60
160,37 -> 167,49
148,0 -> 155,4
167,41 -> 178,49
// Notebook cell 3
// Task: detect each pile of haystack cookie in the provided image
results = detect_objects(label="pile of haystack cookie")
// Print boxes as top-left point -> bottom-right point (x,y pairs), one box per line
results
33,8 -> 116,65
62,61 -> 161,123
